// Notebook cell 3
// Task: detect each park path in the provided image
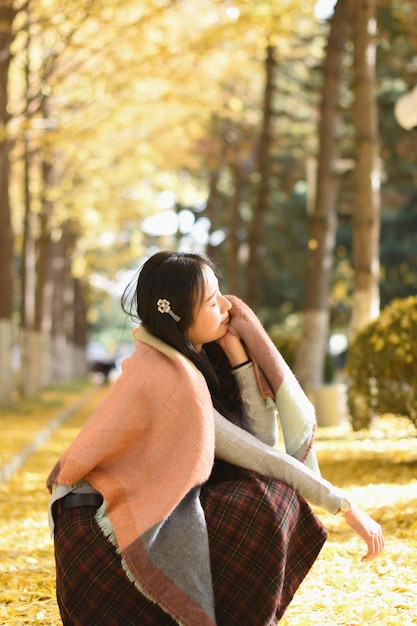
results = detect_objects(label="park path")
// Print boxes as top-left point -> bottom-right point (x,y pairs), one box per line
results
0,383 -> 109,626
0,386 -> 99,483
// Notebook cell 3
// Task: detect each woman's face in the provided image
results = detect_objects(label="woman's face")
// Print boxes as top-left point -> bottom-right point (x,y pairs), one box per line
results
187,265 -> 231,351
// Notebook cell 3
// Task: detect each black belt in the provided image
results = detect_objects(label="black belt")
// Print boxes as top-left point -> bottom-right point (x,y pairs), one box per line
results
61,492 -> 103,511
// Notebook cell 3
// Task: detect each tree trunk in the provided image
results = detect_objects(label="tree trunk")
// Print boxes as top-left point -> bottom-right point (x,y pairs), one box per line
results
228,163 -> 242,295
19,155 -> 55,396
20,139 -> 37,329
0,2 -> 17,405
20,7 -> 35,331
50,221 -> 78,383
19,11 -> 41,397
350,0 -> 380,339
205,168 -> 221,263
73,278 -> 88,378
246,44 -> 275,309
294,0 -> 351,391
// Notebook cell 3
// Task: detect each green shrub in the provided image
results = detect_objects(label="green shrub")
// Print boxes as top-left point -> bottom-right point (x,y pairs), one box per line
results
346,295 -> 417,430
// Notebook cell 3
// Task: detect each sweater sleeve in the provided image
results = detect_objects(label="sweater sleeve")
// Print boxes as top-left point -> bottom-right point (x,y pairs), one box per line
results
232,362 -> 278,447
214,408 -> 343,514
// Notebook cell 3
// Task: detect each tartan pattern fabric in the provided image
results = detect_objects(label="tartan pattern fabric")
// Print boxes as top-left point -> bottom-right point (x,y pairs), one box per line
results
53,462 -> 327,625
53,500 -> 176,626
200,460 -> 328,625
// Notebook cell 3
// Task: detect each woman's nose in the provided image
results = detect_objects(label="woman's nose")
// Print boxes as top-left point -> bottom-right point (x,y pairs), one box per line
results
221,295 -> 232,312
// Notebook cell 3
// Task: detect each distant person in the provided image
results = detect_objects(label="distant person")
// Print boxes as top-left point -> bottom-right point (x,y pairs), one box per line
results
89,358 -> 116,383
47,250 -> 383,625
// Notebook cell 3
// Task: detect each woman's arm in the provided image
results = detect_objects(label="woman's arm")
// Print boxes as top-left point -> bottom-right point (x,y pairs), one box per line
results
232,362 -> 278,446
214,408 -> 340,513
219,306 -> 321,473
218,331 -> 278,446
214,409 -> 384,561
218,329 -> 320,471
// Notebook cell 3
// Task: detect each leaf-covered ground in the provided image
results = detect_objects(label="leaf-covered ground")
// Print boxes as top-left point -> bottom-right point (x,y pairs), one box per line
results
1,387 -> 416,625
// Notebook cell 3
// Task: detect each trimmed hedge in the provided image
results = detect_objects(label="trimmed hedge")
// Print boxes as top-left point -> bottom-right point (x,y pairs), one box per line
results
346,295 -> 417,430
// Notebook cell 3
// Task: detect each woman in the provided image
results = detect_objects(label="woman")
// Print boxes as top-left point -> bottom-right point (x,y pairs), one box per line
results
47,250 -> 383,626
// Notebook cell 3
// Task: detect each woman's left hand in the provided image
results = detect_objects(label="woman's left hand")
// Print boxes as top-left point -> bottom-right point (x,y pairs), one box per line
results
342,505 -> 384,562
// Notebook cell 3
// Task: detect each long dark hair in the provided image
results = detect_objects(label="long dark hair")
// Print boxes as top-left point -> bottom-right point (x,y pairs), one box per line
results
121,250 -> 242,424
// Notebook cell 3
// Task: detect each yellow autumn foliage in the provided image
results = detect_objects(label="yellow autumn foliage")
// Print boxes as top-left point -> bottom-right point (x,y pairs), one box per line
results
1,387 -> 417,625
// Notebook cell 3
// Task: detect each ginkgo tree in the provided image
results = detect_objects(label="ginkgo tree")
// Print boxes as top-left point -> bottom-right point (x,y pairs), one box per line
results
3,0 -> 323,400
0,0 -> 17,405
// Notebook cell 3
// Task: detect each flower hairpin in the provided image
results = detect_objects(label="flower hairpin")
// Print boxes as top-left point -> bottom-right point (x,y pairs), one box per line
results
156,298 -> 181,322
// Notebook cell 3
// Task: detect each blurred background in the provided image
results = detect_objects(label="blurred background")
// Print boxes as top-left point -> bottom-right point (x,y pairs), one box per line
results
0,0 -> 416,425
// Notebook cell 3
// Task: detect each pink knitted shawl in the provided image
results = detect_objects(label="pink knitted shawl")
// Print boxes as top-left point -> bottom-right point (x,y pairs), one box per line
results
47,330 -> 215,546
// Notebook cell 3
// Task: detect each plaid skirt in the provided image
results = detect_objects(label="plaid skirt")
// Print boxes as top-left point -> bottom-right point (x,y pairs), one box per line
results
53,461 -> 327,625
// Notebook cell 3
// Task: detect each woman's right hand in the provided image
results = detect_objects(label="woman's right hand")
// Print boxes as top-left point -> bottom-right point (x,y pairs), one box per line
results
217,330 -> 249,368
341,505 -> 384,561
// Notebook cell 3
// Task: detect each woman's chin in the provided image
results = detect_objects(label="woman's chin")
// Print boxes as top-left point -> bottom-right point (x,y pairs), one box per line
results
219,326 -> 229,339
